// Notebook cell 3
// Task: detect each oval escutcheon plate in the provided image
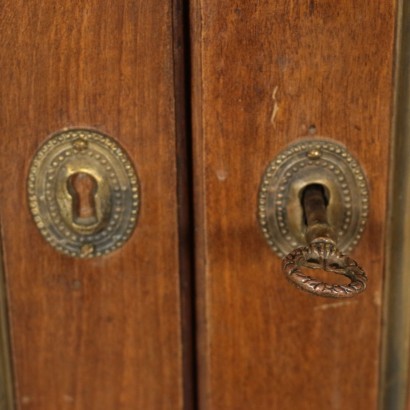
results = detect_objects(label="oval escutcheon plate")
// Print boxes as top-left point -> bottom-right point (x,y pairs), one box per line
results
258,138 -> 369,258
28,128 -> 140,258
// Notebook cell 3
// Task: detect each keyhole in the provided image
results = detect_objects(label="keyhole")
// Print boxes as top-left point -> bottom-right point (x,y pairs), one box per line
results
300,183 -> 337,244
67,172 -> 98,226
301,183 -> 329,227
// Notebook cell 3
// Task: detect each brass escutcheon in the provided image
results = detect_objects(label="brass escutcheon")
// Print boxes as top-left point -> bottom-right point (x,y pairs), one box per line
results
258,138 -> 369,258
258,138 -> 369,298
28,128 -> 140,258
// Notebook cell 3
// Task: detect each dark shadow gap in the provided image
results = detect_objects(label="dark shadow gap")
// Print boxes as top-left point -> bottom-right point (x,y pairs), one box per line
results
0,216 -> 16,409
172,0 -> 198,409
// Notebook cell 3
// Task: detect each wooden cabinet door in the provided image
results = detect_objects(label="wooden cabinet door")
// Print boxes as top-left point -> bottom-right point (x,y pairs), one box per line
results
0,1 -> 193,409
190,1 -> 397,409
0,1 -> 405,409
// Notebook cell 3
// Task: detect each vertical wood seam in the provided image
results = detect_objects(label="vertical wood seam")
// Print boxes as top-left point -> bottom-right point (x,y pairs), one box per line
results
172,0 -> 198,408
0,218 -> 15,410
190,0 -> 209,408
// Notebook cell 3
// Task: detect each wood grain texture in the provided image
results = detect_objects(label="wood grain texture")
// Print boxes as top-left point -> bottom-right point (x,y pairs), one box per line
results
0,1 -> 186,409
191,1 -> 396,409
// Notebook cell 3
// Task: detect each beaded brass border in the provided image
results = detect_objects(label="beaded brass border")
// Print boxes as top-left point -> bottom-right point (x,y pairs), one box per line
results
258,138 -> 369,258
27,129 -> 140,258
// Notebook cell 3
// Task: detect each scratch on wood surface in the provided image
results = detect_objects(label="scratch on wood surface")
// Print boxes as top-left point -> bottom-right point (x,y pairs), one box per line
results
373,290 -> 381,307
216,169 -> 228,181
270,85 -> 279,125
314,300 -> 358,311
21,396 -> 32,404
63,394 -> 75,403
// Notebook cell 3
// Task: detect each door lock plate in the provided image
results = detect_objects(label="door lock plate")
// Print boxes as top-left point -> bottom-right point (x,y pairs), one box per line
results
258,138 -> 369,258
28,128 -> 140,258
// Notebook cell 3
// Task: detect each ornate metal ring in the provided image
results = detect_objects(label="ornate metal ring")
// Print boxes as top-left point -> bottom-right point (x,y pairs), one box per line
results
282,241 -> 367,298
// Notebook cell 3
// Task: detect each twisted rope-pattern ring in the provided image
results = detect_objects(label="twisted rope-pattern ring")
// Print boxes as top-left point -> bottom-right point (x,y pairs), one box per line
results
282,241 -> 367,298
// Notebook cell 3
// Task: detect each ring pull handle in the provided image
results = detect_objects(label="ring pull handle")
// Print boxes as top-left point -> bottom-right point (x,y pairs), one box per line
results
282,184 -> 367,298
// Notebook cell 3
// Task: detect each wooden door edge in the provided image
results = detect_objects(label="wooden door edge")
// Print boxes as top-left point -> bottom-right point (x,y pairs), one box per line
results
380,1 -> 410,408
188,0 -> 209,409
0,219 -> 15,409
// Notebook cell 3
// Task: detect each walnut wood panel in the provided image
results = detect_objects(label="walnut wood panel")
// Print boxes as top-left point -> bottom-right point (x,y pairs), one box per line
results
0,1 -> 187,409
191,1 -> 395,409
